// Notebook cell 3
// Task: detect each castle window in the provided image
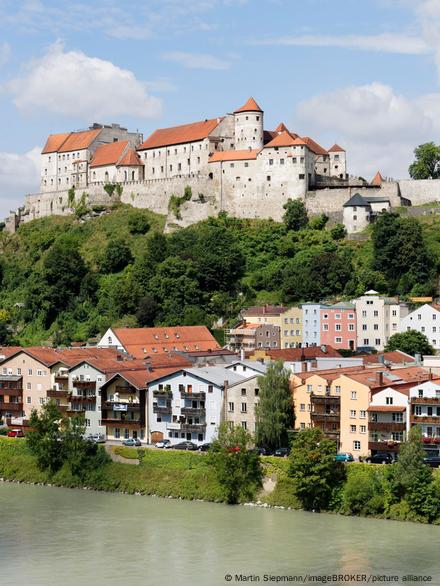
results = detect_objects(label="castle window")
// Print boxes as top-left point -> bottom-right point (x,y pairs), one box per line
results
170,165 -> 172,171
323,168 -> 327,173
230,163 -> 234,168
72,153 -> 75,159
192,145 -> 194,151
51,179 -> 53,185
266,176 -> 271,181
145,153 -> 147,160
208,172 -> 213,180
335,165 -> 339,170
93,171 -> 96,179
280,159 -> 284,165
167,150 -> 170,155
256,116 -> 260,121
132,171 -> 135,180
66,154 -> 69,160
66,177 -> 69,184
152,168 -> 155,174
48,156 -> 51,162
124,171 -> 127,180
244,162 -> 249,167
197,157 -> 200,164
44,169 -> 47,175
187,159 -> 190,165
161,166 -> 164,173
174,149 -> 177,155
269,159 -> 273,165
178,163 -> 181,171
300,157 -> 304,163
105,171 -> 109,181
353,215 -> 357,220
292,157 -> 297,163
299,174 -> 305,179
335,154 -> 340,161
245,116 -> 248,120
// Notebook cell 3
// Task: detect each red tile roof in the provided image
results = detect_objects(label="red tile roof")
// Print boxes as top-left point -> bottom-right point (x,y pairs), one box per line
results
264,346 -> 343,361
4,347 -> 129,368
42,133 -> 72,154
234,97 -> 263,113
361,351 -> 415,365
0,346 -> 23,361
209,149 -> 259,163
328,143 -> 345,153
112,326 -> 220,358
138,118 -> 221,150
90,141 -> 128,168
103,367 -> 181,390
302,136 -> 328,155
58,129 -> 102,153
264,131 -> 299,148
243,305 -> 289,316
118,149 -> 143,166
371,171 -> 384,186
274,122 -> 288,133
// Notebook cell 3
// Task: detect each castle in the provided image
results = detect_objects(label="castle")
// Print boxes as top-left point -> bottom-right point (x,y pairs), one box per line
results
6,97 -> 440,232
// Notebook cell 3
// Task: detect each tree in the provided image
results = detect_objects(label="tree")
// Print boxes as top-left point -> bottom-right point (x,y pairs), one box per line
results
209,423 -> 262,504
128,213 -> 150,235
385,330 -> 434,356
27,401 -> 66,473
408,142 -> 440,179
289,428 -> 345,511
255,361 -> 293,451
330,224 -> 346,240
100,239 -> 133,273
282,199 -> 309,231
308,214 -> 328,231
135,295 -> 158,326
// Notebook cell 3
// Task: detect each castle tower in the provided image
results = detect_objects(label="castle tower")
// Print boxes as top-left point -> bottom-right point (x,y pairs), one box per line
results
234,97 -> 264,150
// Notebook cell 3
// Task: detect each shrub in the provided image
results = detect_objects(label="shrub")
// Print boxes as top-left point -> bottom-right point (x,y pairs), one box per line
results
128,214 -> 151,235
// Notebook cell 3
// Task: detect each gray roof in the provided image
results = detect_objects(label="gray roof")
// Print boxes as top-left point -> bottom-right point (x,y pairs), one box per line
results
0,375 -> 22,382
185,367 -> 245,387
343,193 -> 371,208
328,302 -> 355,310
226,360 -> 267,374
364,196 -> 390,204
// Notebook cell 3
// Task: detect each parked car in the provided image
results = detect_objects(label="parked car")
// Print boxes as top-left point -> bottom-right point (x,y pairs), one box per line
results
122,438 -> 141,447
423,455 -> 440,468
273,447 -> 290,458
172,441 -> 198,451
87,433 -> 105,444
252,447 -> 273,456
366,452 -> 393,464
198,443 -> 211,452
155,439 -> 171,449
7,429 -> 25,438
335,452 -> 354,462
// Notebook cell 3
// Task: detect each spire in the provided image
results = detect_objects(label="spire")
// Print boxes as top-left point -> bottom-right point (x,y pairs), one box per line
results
275,122 -> 288,133
371,171 -> 384,186
234,97 -> 263,114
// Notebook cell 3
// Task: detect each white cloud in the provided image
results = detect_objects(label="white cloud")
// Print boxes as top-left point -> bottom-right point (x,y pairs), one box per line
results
162,51 -> 230,70
0,146 -> 40,216
5,41 -> 162,120
0,42 -> 11,66
295,82 -> 440,180
256,33 -> 429,55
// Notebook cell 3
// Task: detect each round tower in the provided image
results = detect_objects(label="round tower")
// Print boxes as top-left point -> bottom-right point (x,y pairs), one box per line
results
234,97 -> 264,150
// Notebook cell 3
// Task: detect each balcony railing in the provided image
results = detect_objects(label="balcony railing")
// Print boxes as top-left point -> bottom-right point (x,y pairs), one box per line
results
54,374 -> 69,382
153,404 -> 172,414
103,401 -> 140,409
180,423 -> 206,433
70,394 -> 96,402
411,397 -> 440,404
153,388 -> 172,398
0,388 -> 23,397
115,385 -> 136,394
410,416 -> 440,425
101,418 -> 142,427
47,389 -> 69,398
369,441 -> 401,452
0,402 -> 23,412
311,412 -> 339,421
180,391 -> 206,400
369,422 -> 405,432
181,407 -> 206,417
311,395 -> 340,404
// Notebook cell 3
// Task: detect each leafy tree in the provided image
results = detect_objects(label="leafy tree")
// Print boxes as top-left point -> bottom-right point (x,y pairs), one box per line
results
27,401 -> 66,473
255,361 -> 293,451
128,213 -> 150,235
135,295 -> 158,326
409,142 -> 440,179
330,224 -> 346,240
100,239 -> 133,273
209,423 -> 262,504
385,330 -> 434,356
289,428 -> 344,511
63,416 -> 102,479
308,214 -> 328,231
283,199 -> 309,231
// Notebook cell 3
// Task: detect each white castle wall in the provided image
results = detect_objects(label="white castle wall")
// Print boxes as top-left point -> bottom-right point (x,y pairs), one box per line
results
399,180 -> 440,205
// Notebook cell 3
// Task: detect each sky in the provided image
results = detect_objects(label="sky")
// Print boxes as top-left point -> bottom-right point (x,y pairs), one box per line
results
1,0 -> 440,216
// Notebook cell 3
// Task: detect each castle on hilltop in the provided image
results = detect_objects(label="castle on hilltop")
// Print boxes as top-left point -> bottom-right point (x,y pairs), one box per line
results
5,97 -> 439,233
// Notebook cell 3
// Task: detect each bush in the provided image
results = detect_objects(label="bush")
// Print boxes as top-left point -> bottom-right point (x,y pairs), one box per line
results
128,214 -> 150,235
342,466 -> 384,516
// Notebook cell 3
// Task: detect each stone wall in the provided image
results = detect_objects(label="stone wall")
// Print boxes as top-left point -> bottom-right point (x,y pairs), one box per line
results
399,179 -> 440,205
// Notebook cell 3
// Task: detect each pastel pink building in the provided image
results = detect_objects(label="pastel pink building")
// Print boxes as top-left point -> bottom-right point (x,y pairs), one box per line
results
320,303 -> 357,351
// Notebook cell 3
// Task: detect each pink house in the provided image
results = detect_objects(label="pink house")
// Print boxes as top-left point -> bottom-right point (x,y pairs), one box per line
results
320,303 -> 357,351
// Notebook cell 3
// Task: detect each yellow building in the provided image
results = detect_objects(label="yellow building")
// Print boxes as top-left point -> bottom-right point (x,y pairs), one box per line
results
242,305 -> 302,348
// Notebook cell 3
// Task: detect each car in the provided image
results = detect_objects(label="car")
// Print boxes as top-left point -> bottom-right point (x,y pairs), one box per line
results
122,438 -> 141,447
172,441 -> 198,451
198,443 -> 211,452
252,447 -> 273,456
7,429 -> 25,438
366,452 -> 393,464
87,433 -> 105,444
155,439 -> 171,449
273,447 -> 290,458
335,452 -> 354,462
423,455 -> 440,468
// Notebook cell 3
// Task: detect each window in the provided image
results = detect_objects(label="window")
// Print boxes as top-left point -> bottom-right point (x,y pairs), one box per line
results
392,413 -> 403,422
266,175 -> 271,181
307,385 -> 312,393
26,397 -> 31,404
228,402 -> 234,412
280,158 -> 284,165
115,428 -> 120,439
335,324 -> 341,331
386,397 -> 393,405
28,369 -> 32,375
350,425 -> 357,433
241,388 -> 246,396
299,174 -> 305,179
335,337 -> 342,343
360,410 -> 366,418
348,324 -> 355,331
350,410 -> 356,418
241,403 -> 247,413
375,339 -> 381,346
300,423 -> 305,429
124,429 -> 130,439
353,440 -> 360,451
351,391 -> 357,400
418,389 -> 423,398
255,388 -> 259,397
208,385 -> 213,393
269,159 -> 273,166
323,324 -> 329,331
362,311 -> 367,317
37,370 -> 42,376
415,405 -> 422,416
360,425 -> 366,434
300,403 -> 305,411
335,386 -> 341,393
26,383 -> 31,390
241,421 -> 247,430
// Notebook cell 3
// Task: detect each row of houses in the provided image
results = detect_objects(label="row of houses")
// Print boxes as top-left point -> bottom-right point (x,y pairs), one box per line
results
227,292 -> 440,352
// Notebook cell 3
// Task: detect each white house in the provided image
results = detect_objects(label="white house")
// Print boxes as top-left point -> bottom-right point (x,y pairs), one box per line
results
408,380 -> 440,449
400,304 -> 440,350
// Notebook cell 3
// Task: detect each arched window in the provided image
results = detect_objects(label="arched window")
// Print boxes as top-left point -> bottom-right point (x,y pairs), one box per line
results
131,170 -> 135,180
105,171 -> 109,181
124,171 -> 127,181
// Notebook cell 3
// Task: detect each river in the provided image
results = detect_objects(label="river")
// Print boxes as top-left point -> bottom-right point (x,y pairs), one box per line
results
0,482 -> 438,586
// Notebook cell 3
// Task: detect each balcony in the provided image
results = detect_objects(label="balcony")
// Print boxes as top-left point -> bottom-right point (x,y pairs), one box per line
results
70,394 -> 96,403
180,423 -> 206,433
47,389 -> 69,398
369,441 -> 400,452
103,401 -> 140,410
369,422 -> 406,432
101,418 -> 142,428
67,407 -> 85,414
181,407 -> 206,417
0,402 -> 23,412
115,385 -> 135,394
311,395 -> 340,404
153,404 -> 172,415
180,391 -> 206,400
411,397 -> 440,405
54,373 -> 68,382
410,416 -> 440,425
311,412 -> 339,421
0,388 -> 23,397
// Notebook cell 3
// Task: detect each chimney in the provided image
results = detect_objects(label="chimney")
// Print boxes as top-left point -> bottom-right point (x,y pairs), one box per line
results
429,368 -> 433,381
301,362 -> 307,372
376,371 -> 384,386
415,353 -> 422,365
320,344 -> 327,354
240,348 -> 245,361
378,354 -> 385,364
116,354 -> 123,361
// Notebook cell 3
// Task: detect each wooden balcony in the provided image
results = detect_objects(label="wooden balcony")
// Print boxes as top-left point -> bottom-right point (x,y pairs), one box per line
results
181,407 -> 205,417
101,418 -> 142,428
0,402 -> 23,412
180,391 -> 206,400
103,401 -> 140,410
311,412 -> 339,421
70,394 -> 96,402
180,423 -> 206,433
54,374 -> 69,382
369,441 -> 400,453
411,397 -> 440,405
73,380 -> 96,389
0,388 -> 22,397
115,385 -> 136,394
369,422 -> 406,432
47,389 -> 69,398
410,416 -> 440,425
153,404 -> 172,415
153,389 -> 172,398
311,395 -> 340,404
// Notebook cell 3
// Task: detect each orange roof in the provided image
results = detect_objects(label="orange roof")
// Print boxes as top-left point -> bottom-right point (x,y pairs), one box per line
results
138,118 -> 221,150
328,143 -> 345,153
295,365 -> 370,383
112,326 -> 220,358
362,351 -> 415,365
58,129 -> 102,153
42,133 -> 72,154
302,136 -> 328,155
209,149 -> 259,163
371,171 -> 384,186
234,97 -> 263,113
4,346 -> 130,368
266,346 -> 342,361
264,131 -> 299,149
275,122 -> 288,133
90,141 -> 128,168
102,367 -> 181,390
344,366 -> 429,388
118,149 -> 143,166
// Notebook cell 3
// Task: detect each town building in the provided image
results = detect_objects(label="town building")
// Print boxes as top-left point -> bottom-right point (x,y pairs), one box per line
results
342,192 -> 391,234
320,302 -> 357,351
353,290 -> 409,351
225,374 -> 262,433
226,322 -> 280,352
408,380 -> 440,454
367,386 -> 408,459
400,303 -> 440,350
241,305 -> 302,348
302,303 -> 324,347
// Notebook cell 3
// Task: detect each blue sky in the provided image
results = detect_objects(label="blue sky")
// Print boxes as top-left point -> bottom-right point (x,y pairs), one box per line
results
1,0 -> 440,215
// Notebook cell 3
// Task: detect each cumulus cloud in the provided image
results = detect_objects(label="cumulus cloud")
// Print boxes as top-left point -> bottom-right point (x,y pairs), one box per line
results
0,146 -> 41,216
163,51 -> 230,70
295,82 -> 440,180
5,41 -> 162,120
256,33 -> 429,55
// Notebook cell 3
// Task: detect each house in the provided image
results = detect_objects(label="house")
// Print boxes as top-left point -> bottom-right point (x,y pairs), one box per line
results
320,302 -> 356,351
225,374 -> 262,434
147,367 -> 245,446
97,326 -> 220,357
343,192 -> 391,234
302,303 -> 324,347
368,386 -> 408,459
226,322 -> 280,351
408,380 -> 440,454
241,305 -> 302,348
89,141 -> 144,184
400,303 -> 440,350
